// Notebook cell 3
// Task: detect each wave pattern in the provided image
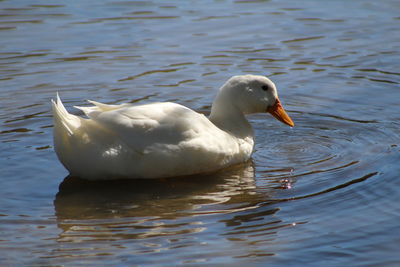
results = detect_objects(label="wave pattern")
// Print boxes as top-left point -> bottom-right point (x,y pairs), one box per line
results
1,0 -> 400,266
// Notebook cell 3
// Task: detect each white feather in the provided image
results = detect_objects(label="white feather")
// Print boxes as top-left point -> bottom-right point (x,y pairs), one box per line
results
52,75 -> 292,180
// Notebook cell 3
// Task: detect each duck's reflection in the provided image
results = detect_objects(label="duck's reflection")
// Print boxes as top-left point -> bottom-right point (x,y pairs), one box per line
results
54,161 -> 264,222
53,162 -> 302,260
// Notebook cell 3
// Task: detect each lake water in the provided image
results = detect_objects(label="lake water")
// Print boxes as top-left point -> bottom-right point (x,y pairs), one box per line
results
1,0 -> 400,266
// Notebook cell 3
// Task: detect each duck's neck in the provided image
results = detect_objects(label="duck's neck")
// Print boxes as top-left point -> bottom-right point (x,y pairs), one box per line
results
209,97 -> 254,139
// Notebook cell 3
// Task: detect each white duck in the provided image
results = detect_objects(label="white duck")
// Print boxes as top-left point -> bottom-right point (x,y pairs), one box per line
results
52,75 -> 294,180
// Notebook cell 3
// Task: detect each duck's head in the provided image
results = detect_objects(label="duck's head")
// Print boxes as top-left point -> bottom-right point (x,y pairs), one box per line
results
213,75 -> 294,127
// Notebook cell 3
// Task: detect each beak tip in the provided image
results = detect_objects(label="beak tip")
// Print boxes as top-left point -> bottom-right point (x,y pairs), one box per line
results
267,99 -> 295,127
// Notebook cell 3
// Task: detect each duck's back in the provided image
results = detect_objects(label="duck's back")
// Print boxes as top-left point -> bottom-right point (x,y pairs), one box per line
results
52,99 -> 253,180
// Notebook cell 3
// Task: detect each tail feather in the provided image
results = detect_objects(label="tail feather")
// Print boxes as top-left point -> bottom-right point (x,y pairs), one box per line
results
87,100 -> 119,111
73,104 -> 98,117
52,93 -> 81,135
74,100 -> 124,117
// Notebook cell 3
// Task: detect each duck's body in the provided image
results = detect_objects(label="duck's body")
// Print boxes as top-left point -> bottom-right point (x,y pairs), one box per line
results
52,75 -> 294,180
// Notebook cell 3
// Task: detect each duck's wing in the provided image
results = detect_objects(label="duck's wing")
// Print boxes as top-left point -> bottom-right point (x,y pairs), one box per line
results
81,102 -> 219,154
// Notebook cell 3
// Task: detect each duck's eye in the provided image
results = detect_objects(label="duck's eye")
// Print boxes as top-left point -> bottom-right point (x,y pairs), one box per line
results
261,85 -> 269,91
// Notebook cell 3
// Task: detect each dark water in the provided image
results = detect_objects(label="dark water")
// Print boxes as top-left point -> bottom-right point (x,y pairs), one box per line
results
1,0 -> 400,266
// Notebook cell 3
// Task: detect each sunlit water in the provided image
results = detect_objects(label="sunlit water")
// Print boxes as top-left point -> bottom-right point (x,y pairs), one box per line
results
1,0 -> 400,266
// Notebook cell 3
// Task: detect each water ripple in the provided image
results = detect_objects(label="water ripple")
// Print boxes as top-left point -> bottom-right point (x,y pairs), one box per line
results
1,0 -> 400,265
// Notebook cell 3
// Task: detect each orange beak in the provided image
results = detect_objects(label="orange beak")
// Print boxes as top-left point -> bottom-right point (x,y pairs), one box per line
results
267,99 -> 294,127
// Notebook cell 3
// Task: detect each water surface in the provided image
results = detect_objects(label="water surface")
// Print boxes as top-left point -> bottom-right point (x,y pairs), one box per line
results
1,0 -> 400,266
